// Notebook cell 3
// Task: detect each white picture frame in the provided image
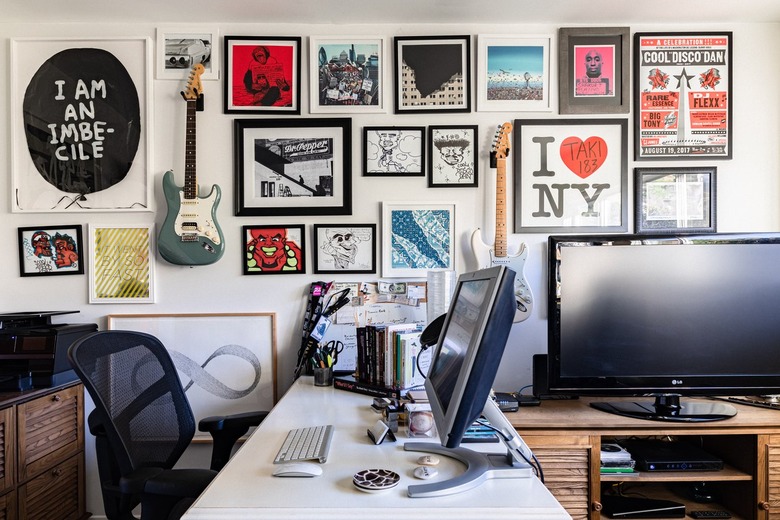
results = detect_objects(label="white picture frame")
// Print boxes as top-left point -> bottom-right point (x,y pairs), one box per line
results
155,25 -> 220,80
88,224 -> 156,304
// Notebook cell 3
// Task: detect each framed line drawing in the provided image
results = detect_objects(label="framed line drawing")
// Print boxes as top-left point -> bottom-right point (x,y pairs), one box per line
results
10,37 -> 153,213
234,118 -> 352,217
428,125 -> 478,187
558,27 -> 629,114
634,32 -> 732,160
155,25 -> 219,80
382,201 -> 455,278
313,224 -> 377,274
310,36 -> 386,113
223,35 -> 301,114
89,224 -> 155,303
635,167 -> 717,234
363,126 -> 425,177
107,312 -> 277,440
243,224 -> 306,274
513,118 -> 628,233
477,34 -> 552,112
394,35 -> 471,114
18,225 -> 84,277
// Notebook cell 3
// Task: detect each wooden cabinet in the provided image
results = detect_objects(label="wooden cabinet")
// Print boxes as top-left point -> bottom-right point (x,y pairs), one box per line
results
0,382 -> 88,520
508,397 -> 780,520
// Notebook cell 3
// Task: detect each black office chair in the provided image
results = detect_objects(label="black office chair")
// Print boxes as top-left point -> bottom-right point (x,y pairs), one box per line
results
68,330 -> 269,520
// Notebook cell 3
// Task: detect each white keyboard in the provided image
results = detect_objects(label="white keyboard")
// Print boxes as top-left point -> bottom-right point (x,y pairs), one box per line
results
273,424 -> 334,464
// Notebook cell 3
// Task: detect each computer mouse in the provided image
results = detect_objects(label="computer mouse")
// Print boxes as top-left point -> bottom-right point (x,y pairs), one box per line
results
272,462 -> 323,477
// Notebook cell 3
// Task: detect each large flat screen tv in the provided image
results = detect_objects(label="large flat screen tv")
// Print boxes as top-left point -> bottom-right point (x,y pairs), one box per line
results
548,233 -> 780,422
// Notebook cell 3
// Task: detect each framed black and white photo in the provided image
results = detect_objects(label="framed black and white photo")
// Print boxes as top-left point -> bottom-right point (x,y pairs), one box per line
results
156,26 -> 219,80
313,224 -> 376,274
428,125 -> 478,187
234,118 -> 352,216
634,167 -> 716,234
363,126 -> 425,177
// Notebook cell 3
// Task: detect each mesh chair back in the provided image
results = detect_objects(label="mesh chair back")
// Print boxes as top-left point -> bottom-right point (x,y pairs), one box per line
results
69,330 -> 196,475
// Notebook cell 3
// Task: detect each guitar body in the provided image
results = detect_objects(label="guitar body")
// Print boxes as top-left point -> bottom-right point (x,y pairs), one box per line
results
159,169 -> 224,265
471,229 -> 532,322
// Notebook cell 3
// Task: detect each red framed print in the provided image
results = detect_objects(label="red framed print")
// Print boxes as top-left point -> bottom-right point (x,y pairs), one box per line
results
223,36 -> 301,114
243,224 -> 306,274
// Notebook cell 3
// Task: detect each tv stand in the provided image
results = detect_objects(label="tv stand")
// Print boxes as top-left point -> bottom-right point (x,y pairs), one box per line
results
591,394 -> 737,422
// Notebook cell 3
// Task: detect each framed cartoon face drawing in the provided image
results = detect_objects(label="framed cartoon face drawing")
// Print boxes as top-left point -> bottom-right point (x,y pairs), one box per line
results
428,125 -> 478,187
313,224 -> 376,274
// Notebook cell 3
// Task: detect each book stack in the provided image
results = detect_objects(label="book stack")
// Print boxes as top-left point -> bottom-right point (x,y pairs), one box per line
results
600,442 -> 636,474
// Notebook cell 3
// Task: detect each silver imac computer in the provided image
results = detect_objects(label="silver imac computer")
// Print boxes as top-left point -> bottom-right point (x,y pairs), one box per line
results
404,265 -> 540,497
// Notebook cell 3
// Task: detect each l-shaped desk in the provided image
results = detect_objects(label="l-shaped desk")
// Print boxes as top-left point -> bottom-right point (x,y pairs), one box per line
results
182,377 -> 570,519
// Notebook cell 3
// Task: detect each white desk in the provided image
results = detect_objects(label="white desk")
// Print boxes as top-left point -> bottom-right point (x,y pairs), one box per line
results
182,378 -> 571,520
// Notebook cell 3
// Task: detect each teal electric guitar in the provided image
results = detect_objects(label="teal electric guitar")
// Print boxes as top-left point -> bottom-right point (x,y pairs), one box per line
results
470,122 -> 533,322
159,64 -> 224,266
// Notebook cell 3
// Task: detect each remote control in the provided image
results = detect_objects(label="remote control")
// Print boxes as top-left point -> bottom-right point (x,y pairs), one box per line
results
690,511 -> 731,519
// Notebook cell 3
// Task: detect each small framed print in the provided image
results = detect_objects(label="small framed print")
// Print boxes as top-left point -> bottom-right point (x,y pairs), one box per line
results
394,35 -> 471,114
18,225 -> 84,277
223,35 -> 301,114
363,126 -> 425,177
634,167 -> 717,234
156,26 -> 219,80
558,27 -> 630,114
243,225 -> 306,275
89,224 -> 155,303
313,224 -> 376,274
310,36 -> 386,113
382,201 -> 455,278
428,125 -> 478,187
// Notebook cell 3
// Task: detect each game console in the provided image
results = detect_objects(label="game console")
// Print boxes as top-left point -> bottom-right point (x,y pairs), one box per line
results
618,439 -> 723,472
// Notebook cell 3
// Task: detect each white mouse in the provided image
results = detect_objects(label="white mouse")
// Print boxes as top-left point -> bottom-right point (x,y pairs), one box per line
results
272,462 -> 323,477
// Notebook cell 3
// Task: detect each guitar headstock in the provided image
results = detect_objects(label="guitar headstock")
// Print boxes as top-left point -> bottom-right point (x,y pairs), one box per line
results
182,63 -> 205,101
491,122 -> 513,161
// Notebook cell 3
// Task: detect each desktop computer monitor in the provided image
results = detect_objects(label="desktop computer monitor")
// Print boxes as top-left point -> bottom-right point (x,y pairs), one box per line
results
404,265 -> 538,497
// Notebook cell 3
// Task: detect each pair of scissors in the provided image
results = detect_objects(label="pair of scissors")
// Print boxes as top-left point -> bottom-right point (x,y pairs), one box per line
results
322,340 -> 344,366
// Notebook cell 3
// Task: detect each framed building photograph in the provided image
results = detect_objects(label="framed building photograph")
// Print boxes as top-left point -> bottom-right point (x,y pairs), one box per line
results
234,118 -> 352,216
310,36 -> 385,113
243,224 -> 306,275
634,32 -> 732,160
89,224 -> 155,303
513,118 -> 628,233
363,126 -> 425,177
156,26 -> 219,80
558,27 -> 629,114
382,201 -> 455,277
394,35 -> 471,114
635,167 -> 717,234
313,224 -> 376,274
428,125 -> 478,187
107,312 -> 277,439
18,225 -> 84,277
223,35 -> 301,114
10,37 -> 153,213
477,34 -> 552,112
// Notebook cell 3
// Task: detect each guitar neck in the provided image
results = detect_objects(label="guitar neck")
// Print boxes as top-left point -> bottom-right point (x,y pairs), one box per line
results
494,157 -> 507,257
184,98 -> 197,199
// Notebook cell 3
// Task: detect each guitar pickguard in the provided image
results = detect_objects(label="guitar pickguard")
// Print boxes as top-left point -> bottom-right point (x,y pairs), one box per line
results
173,192 -> 221,246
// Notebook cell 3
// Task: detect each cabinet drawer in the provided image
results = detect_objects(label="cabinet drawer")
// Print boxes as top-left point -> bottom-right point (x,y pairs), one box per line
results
17,385 -> 83,482
533,447 -> 590,520
0,491 -> 17,520
17,453 -> 84,520
0,408 -> 14,495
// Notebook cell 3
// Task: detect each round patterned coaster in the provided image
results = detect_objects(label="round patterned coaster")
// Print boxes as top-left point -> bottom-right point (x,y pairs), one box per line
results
353,468 -> 401,492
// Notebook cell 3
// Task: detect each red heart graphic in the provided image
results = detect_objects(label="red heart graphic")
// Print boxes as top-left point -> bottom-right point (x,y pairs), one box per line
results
559,136 -> 608,179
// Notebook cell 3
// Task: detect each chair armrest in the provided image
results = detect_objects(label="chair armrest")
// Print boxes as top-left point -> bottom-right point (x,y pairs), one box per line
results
199,410 -> 269,471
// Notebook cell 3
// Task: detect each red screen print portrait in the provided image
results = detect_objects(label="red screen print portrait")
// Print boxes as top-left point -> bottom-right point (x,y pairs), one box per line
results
573,45 -> 615,97
232,45 -> 294,107
247,228 -> 302,272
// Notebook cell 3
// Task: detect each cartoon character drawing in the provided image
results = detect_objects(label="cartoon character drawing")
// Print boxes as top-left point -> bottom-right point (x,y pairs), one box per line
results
247,228 -> 302,271
31,231 -> 53,258
648,68 -> 670,90
320,229 -> 362,269
433,133 -> 473,182
376,130 -> 407,172
53,232 -> 79,268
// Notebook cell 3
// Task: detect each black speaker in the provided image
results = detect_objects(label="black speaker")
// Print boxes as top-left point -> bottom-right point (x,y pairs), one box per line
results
532,354 -> 549,397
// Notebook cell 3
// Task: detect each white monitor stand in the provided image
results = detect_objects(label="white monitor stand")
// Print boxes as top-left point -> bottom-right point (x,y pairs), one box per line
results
404,398 -> 535,498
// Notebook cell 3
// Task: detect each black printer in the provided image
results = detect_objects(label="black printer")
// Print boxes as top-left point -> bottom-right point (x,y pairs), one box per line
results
0,311 -> 97,390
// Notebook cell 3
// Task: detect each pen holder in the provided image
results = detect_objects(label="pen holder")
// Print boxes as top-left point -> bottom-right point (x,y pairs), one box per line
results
313,366 -> 334,386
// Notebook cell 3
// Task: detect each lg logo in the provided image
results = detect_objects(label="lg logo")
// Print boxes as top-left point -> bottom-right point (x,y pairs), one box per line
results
672,379 -> 684,385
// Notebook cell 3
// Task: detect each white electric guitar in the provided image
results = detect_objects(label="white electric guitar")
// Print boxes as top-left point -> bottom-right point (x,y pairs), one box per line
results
471,122 -> 533,322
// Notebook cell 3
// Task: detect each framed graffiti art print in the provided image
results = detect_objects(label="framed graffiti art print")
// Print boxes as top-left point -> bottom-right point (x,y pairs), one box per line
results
428,125 -> 478,187
313,224 -> 376,274
513,118 -> 628,233
363,126 -> 425,177
18,225 -> 84,277
243,224 -> 306,275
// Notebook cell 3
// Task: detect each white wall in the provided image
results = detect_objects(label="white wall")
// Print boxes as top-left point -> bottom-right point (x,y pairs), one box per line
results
2,20 -> 779,518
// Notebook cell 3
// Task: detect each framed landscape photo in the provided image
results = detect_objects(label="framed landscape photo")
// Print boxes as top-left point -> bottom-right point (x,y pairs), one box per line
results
634,167 -> 716,234
223,35 -> 301,114
634,32 -> 732,160
428,125 -> 478,187
363,126 -> 425,177
382,201 -> 455,277
243,224 -> 306,274
394,35 -> 471,114
18,225 -> 84,277
89,224 -> 155,303
156,26 -> 219,80
477,34 -> 552,112
234,118 -> 352,216
558,27 -> 629,114
313,224 -> 376,274
310,36 -> 385,113
513,118 -> 628,233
